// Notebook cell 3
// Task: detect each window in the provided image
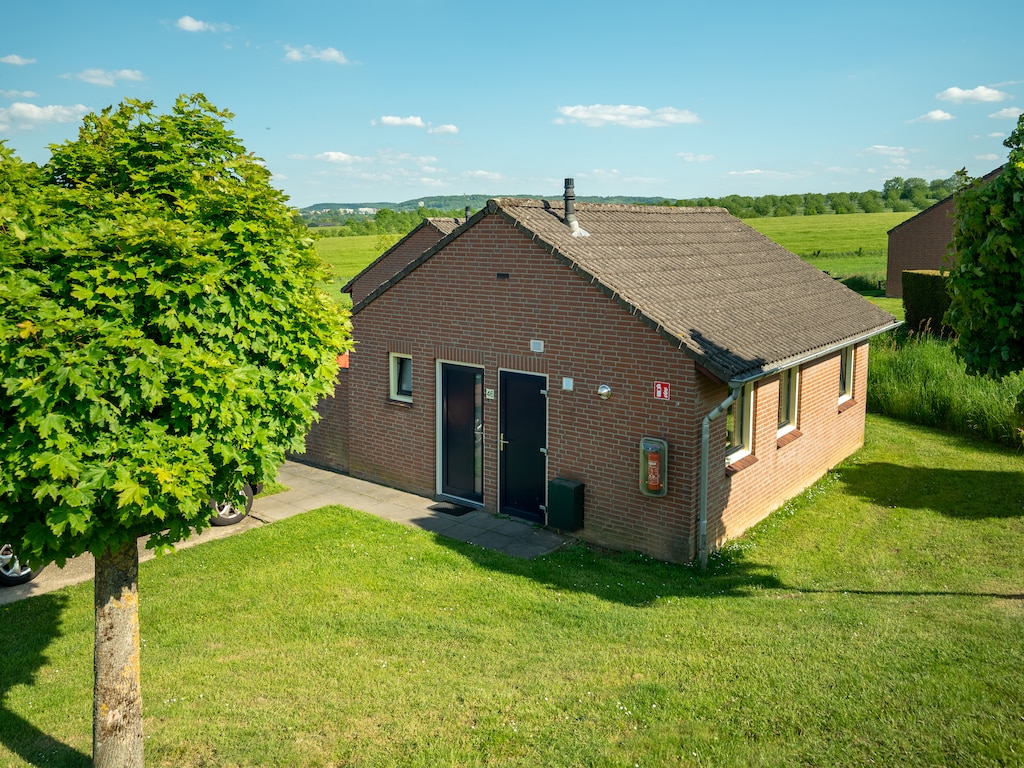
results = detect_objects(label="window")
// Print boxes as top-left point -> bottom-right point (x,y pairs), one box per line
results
725,383 -> 754,462
838,346 -> 854,404
777,367 -> 799,434
389,353 -> 412,402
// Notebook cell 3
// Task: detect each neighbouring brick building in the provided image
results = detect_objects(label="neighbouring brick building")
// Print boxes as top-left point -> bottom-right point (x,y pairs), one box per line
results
301,182 -> 898,564
886,166 -> 1004,298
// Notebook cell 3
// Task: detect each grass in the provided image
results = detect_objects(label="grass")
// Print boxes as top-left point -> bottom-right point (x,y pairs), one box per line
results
313,234 -> 391,308
868,330 -> 1024,449
2,416 -> 1023,767
746,212 -> 915,288
744,212 -> 915,256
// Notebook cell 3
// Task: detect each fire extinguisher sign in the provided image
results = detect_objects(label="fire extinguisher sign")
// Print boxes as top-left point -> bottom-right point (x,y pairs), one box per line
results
653,381 -> 671,400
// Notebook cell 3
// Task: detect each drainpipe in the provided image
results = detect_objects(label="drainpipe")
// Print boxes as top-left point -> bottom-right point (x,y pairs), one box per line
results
563,178 -> 590,237
699,385 -> 740,571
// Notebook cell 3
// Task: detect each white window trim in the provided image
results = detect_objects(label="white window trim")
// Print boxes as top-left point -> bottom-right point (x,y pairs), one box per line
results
838,346 -> 854,404
726,383 -> 754,464
777,367 -> 800,438
389,353 -> 413,403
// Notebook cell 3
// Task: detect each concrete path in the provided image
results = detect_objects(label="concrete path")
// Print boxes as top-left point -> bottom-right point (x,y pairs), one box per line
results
1,461 -> 572,605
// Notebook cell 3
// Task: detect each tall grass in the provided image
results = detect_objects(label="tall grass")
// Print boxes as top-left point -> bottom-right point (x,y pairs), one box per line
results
868,330 -> 1024,449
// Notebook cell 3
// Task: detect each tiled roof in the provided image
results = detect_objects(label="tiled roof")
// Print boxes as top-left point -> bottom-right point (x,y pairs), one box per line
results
488,198 -> 898,382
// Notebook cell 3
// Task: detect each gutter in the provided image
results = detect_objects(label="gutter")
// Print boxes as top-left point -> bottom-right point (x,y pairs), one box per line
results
696,320 -> 899,570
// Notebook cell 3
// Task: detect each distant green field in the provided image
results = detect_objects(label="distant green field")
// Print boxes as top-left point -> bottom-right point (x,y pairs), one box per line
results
744,212 -> 915,255
745,212 -> 915,288
313,234 -> 393,307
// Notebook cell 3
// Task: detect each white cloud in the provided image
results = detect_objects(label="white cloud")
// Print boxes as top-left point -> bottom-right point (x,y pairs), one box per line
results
555,104 -> 700,128
176,15 -> 231,32
909,110 -> 954,123
937,85 -> 1010,103
70,68 -> 144,86
378,150 -> 436,166
677,152 -> 714,163
726,169 -> 808,180
429,123 -> 459,134
862,145 -> 906,157
1,54 -> 35,65
379,115 -> 426,128
464,170 -> 503,181
976,153 -> 1001,161
0,102 -> 90,130
284,45 -> 348,64
315,151 -> 370,164
989,106 -> 1023,119
0,89 -> 37,98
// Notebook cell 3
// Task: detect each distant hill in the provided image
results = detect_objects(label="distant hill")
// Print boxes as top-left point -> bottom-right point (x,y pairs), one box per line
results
300,193 -> 668,214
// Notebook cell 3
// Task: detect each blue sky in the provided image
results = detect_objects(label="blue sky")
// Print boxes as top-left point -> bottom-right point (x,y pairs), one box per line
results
2,1 -> 1020,209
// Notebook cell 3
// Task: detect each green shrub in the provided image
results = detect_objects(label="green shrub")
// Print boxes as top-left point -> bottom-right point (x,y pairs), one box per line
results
902,270 -> 951,335
868,330 -> 1024,448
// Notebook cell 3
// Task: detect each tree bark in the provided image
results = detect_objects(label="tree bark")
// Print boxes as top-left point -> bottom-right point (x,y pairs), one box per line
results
94,538 -> 144,768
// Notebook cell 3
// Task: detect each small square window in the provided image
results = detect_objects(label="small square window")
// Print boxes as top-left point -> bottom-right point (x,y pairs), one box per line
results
390,353 -> 412,402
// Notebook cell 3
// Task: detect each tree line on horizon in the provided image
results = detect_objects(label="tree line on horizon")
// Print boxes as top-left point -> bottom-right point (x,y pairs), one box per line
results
302,174 -> 967,235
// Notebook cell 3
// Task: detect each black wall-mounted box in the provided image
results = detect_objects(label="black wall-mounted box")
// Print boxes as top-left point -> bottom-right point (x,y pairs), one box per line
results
547,478 -> 584,531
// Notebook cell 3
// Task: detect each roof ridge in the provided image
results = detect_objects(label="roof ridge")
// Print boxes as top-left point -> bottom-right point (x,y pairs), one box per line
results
489,198 -> 729,215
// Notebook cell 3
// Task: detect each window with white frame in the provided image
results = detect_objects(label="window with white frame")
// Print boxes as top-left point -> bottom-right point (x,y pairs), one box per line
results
725,383 -> 754,461
777,367 -> 799,435
389,353 -> 413,402
838,346 -> 854,404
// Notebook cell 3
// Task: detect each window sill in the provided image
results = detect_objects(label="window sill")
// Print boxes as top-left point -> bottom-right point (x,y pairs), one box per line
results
387,398 -> 413,408
726,453 -> 758,476
776,428 -> 802,449
837,398 -> 856,414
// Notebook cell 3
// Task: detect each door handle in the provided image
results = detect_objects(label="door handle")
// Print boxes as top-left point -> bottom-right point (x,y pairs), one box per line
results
499,433 -> 509,451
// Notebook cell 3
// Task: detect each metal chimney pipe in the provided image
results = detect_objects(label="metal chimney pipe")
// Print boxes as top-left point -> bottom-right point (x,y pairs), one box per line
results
563,177 -> 589,237
564,177 -> 577,220
464,206 -> 471,223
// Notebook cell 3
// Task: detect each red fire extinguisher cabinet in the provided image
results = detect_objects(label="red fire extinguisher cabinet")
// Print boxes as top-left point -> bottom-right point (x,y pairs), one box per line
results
639,438 -> 668,497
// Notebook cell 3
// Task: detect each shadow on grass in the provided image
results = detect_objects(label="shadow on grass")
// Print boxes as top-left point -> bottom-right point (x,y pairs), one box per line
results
0,592 -> 90,768
433,535 -> 784,607
838,461 -> 1024,520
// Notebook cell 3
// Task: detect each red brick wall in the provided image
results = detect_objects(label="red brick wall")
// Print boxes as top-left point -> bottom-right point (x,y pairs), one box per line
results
335,211 -> 874,563
885,199 -> 954,297
297,369 -> 350,472
701,343 -> 870,548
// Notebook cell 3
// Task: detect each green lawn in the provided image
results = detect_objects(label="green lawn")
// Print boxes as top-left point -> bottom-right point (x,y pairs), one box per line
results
2,415 -> 1022,767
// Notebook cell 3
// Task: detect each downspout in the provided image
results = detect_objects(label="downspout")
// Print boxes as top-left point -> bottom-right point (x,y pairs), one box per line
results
699,385 -> 740,571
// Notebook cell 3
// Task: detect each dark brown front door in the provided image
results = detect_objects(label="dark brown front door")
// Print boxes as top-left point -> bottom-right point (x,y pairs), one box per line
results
440,364 -> 483,503
499,371 -> 547,523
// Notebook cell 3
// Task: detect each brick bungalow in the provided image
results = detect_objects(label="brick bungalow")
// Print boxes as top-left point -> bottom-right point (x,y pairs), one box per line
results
886,166 -> 1004,298
301,182 -> 898,565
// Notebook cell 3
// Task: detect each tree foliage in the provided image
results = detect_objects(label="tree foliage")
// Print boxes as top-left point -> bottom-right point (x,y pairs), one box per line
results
945,115 -> 1024,380
1,94 -> 349,566
1,93 -> 351,764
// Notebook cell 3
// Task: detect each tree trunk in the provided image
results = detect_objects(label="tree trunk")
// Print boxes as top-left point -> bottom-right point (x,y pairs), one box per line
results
94,538 -> 144,768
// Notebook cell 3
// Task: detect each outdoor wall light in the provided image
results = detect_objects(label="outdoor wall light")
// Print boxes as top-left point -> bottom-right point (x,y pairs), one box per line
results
597,384 -> 612,400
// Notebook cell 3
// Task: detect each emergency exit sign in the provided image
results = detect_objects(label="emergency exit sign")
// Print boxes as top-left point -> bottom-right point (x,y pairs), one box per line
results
653,381 -> 671,400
